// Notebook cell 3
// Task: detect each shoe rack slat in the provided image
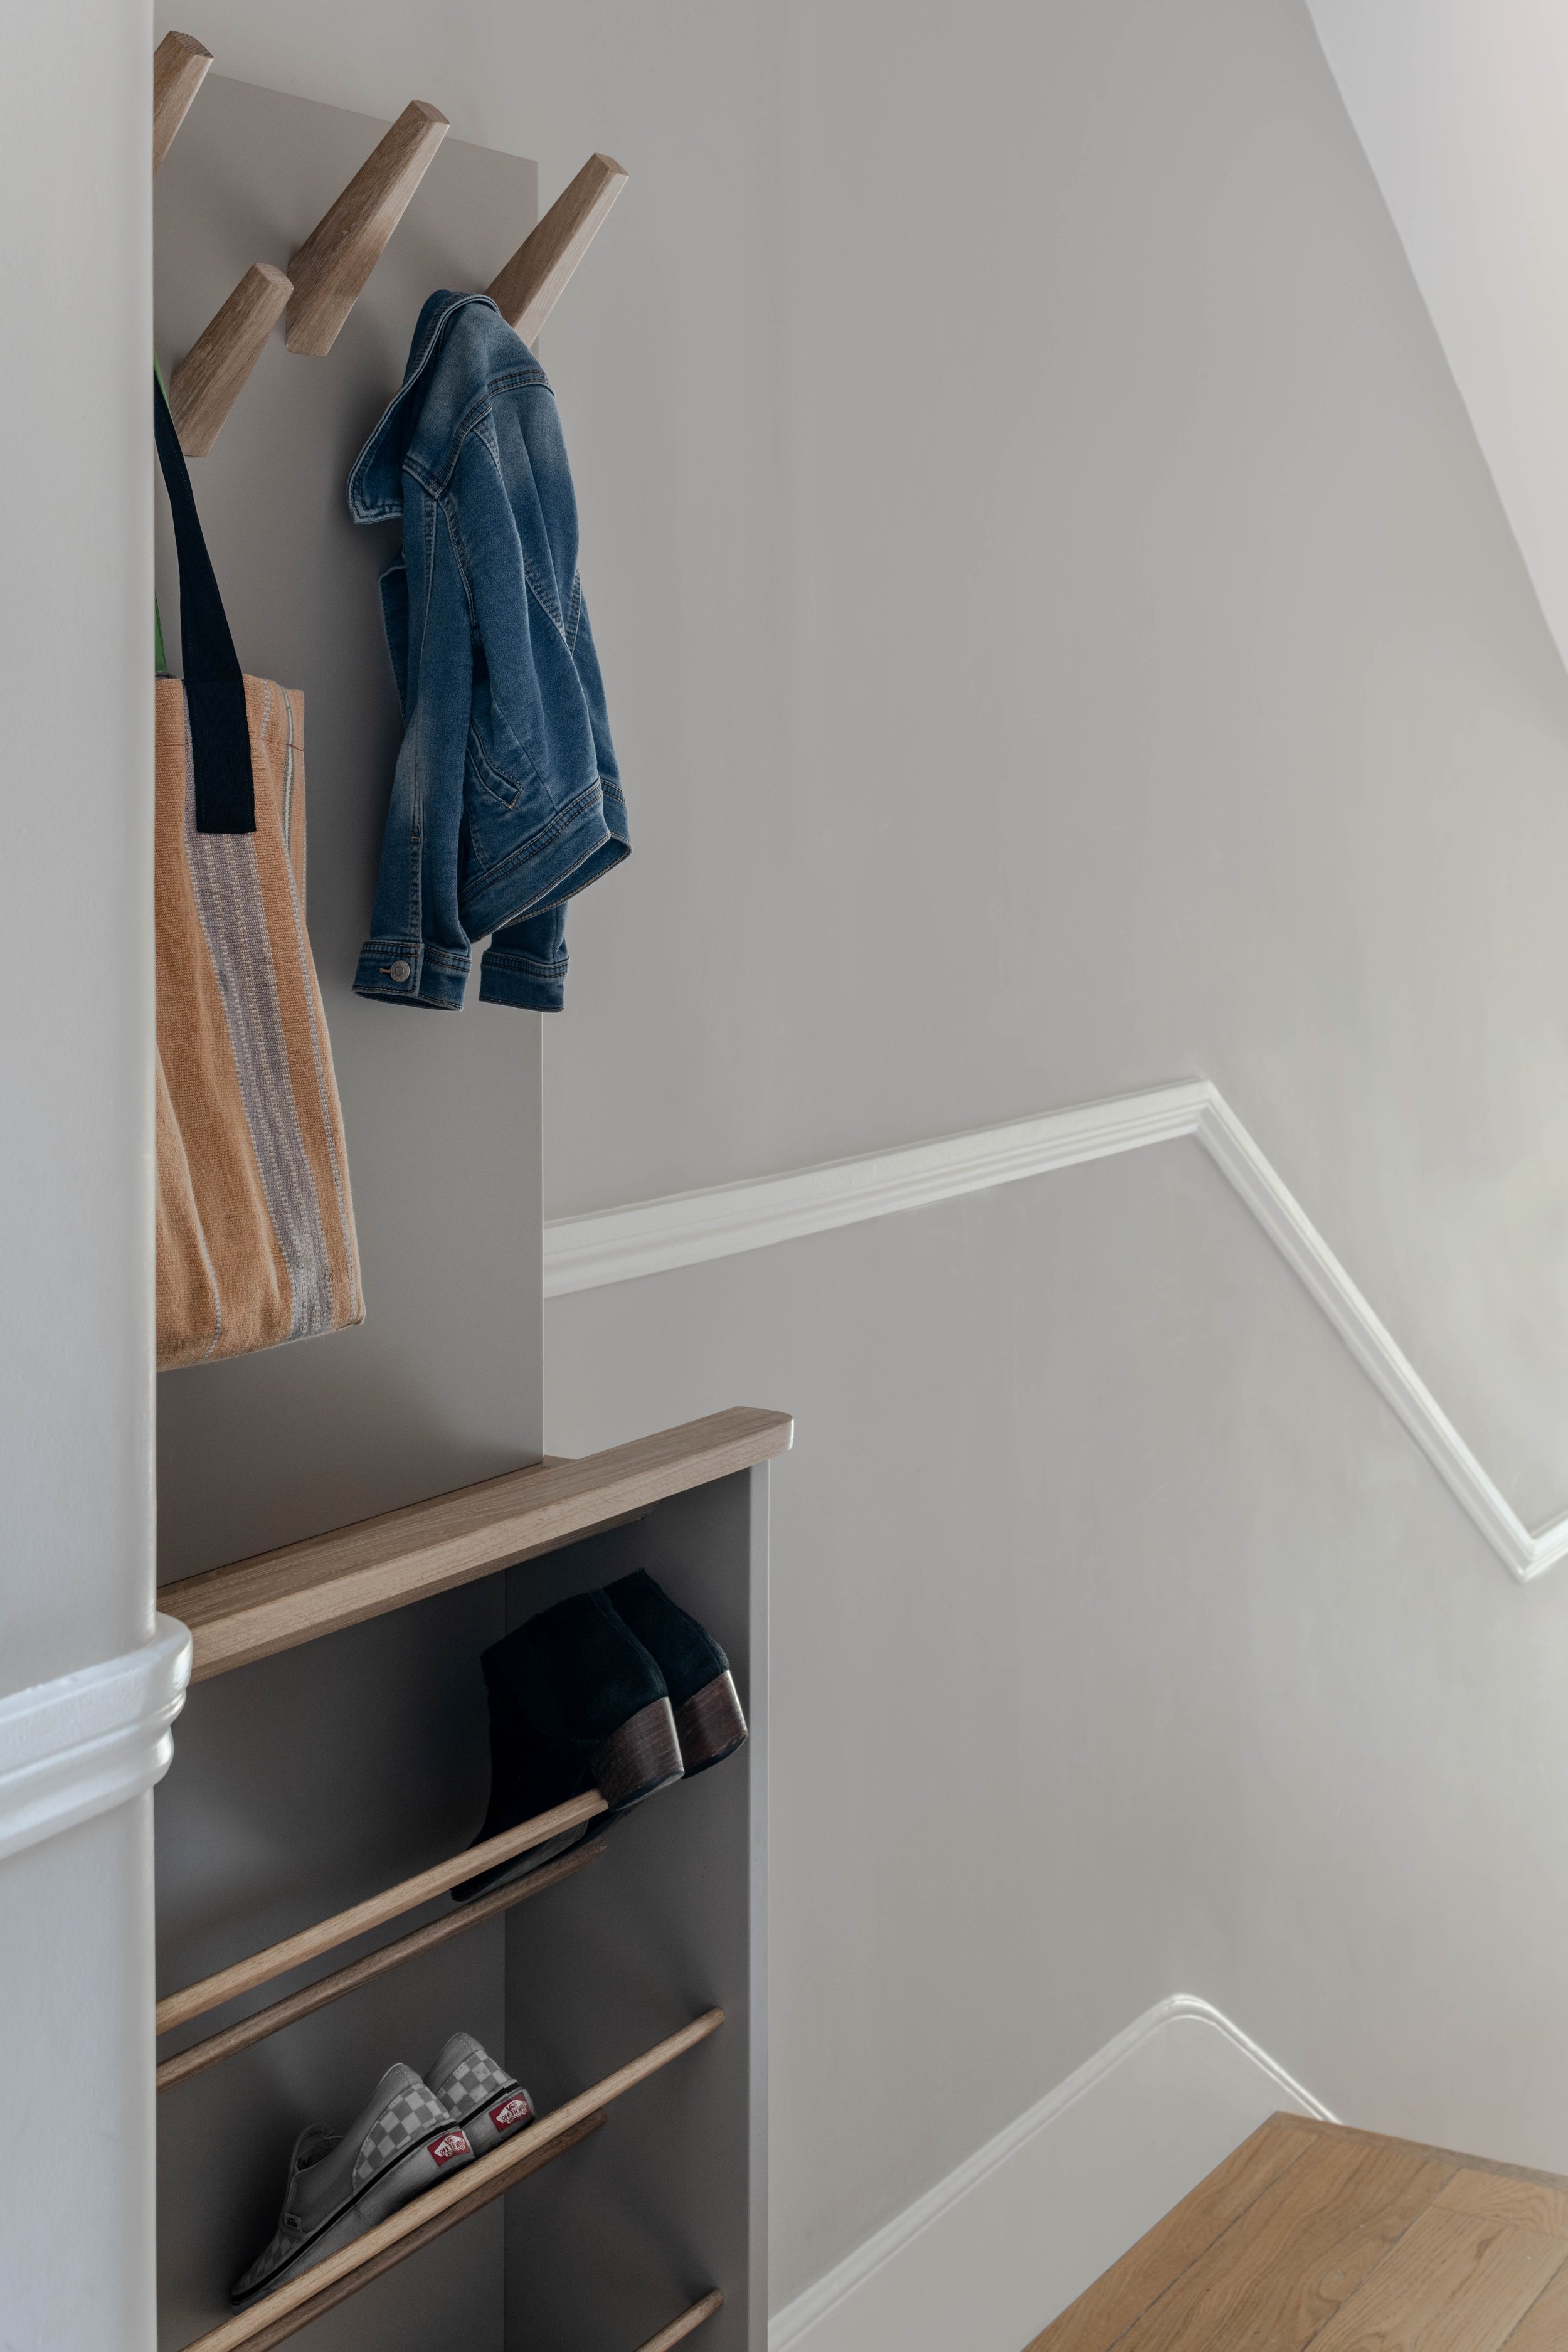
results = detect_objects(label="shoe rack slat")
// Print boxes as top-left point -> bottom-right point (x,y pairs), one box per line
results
157,1791 -> 612,2034
635,2292 -> 726,2351
230,2112 -> 607,2352
180,2011 -> 724,2352
162,1407 -> 793,1682
157,1837 -> 609,2091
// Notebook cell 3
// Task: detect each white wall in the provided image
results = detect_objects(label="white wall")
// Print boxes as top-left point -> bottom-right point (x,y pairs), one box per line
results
156,0 -> 1568,2331
0,1 -> 159,2344
1305,0 -> 1568,679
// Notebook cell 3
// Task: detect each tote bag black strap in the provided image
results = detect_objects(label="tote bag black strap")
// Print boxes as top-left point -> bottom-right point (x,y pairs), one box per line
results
154,371 -> 255,833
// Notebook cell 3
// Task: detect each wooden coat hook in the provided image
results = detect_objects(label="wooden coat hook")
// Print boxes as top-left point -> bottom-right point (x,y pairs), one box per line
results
287,99 -> 450,355
152,29 -> 211,174
486,152 -> 628,346
169,265 -> 294,457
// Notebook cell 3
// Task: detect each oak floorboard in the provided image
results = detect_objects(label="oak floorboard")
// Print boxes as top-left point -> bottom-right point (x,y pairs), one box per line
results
1101,2134 -> 1454,2351
1432,2168 -> 1568,2245
1491,2253 -> 1568,2349
1025,2121 -> 1568,2352
1026,2119 -> 1320,2352
1306,2203 -> 1567,2351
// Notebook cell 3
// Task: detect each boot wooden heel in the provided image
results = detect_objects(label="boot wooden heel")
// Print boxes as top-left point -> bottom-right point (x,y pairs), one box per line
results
590,1696 -> 684,1812
674,1671 -> 748,1773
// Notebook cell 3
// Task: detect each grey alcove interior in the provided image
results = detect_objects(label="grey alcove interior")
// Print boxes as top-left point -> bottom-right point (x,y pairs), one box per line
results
152,78 -> 766,2352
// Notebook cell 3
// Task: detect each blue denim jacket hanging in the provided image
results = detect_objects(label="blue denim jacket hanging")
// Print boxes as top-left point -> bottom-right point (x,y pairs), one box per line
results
347,290 -> 627,1010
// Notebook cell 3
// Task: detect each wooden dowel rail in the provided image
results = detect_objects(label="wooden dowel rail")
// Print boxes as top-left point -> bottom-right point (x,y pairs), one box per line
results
156,1792 -> 607,2037
180,2009 -> 725,2352
486,151 -> 629,346
161,1407 -> 793,1682
157,1836 -> 606,2090
286,98 -> 450,356
169,263 -> 293,457
220,2111 -> 607,2352
635,2290 -> 726,2351
153,30 -> 213,174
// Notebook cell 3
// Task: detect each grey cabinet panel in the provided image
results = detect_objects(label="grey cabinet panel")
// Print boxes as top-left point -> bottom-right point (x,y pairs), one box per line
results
153,77 -> 544,1582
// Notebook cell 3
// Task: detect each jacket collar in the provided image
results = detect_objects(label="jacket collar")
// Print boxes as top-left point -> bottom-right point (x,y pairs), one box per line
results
347,290 -> 502,522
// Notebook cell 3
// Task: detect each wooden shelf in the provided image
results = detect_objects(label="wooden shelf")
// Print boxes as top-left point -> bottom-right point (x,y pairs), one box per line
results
157,1837 -> 607,2091
162,1407 -> 793,1682
181,2010 -> 724,2351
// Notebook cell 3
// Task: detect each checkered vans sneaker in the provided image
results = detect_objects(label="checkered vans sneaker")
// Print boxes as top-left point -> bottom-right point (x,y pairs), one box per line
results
426,2031 -> 535,2158
351,2076 -> 453,2190
231,2062 -> 474,2309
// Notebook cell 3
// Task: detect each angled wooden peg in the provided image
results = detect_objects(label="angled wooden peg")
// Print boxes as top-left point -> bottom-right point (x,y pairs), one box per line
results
485,152 -> 628,347
152,29 -> 213,175
169,263 -> 293,457
286,99 -> 449,356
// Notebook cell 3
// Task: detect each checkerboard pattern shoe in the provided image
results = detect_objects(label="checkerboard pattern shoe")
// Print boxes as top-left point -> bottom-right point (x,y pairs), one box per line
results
426,2030 -> 534,2158
230,2062 -> 474,2308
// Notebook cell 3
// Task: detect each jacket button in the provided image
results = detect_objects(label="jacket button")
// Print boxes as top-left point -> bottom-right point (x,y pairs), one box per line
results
389,960 -> 411,982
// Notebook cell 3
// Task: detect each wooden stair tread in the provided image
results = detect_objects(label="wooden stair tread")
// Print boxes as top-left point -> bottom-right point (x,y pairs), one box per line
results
162,1406 -> 793,1680
1027,2112 -> 1568,2352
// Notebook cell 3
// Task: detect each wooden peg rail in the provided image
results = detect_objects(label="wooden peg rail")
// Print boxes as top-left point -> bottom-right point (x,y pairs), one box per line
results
287,98 -> 450,356
153,30 -> 212,174
157,1791 -> 610,2037
157,1836 -> 607,2092
487,151 -> 629,345
635,2291 -> 726,2351
161,1407 -> 793,1681
206,2111 -> 608,2352
179,2010 -> 724,2352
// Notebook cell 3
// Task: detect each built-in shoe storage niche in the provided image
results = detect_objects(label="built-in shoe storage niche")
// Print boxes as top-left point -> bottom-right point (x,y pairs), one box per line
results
152,58 -> 786,2352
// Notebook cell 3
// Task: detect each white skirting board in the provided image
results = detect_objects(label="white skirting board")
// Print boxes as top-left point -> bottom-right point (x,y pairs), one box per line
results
768,1996 -> 1333,2352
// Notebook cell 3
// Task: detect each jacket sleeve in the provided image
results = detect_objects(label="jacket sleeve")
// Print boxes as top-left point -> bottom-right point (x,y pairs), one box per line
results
479,902 -> 569,1012
353,500 -> 478,1010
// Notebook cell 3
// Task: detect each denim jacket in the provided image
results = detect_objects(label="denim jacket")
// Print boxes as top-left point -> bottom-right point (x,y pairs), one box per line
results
347,290 -> 627,1010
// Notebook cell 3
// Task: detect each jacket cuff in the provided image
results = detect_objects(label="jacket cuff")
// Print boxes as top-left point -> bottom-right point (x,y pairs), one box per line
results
478,941 -> 567,1012
354,938 -> 469,1009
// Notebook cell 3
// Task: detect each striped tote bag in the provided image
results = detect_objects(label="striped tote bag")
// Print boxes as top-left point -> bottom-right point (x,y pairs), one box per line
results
154,375 -> 364,1370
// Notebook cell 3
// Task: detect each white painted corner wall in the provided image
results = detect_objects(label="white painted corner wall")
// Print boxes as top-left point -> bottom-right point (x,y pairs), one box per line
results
770,1997 -> 1330,2352
1,0 -> 159,2343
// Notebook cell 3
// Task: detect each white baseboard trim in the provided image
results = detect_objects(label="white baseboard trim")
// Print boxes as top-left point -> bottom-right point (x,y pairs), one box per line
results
768,1994 -> 1334,2352
0,1616 -> 193,1864
544,1079 -> 1564,1582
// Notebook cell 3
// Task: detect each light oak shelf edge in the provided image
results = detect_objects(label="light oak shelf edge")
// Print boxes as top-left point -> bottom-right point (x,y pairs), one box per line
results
161,1406 -> 793,1681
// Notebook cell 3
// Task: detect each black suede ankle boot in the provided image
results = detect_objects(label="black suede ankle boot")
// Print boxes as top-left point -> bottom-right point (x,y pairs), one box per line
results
601,1571 -> 748,1775
455,1589 -> 684,1902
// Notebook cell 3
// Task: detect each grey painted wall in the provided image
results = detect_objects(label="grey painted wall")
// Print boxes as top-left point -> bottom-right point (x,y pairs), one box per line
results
0,1 -> 159,2344
164,0 -> 1568,2323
